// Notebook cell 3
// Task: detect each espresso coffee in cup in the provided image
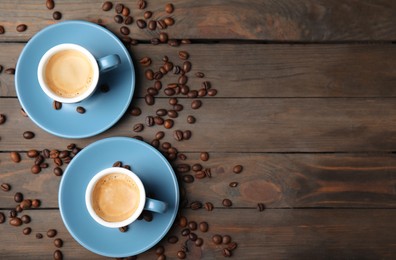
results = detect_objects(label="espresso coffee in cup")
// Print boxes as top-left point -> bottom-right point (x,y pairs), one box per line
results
44,49 -> 94,99
86,167 -> 167,228
91,172 -> 140,222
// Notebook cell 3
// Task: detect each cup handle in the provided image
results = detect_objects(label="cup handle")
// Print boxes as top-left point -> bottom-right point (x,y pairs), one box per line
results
144,198 -> 168,214
96,54 -> 121,73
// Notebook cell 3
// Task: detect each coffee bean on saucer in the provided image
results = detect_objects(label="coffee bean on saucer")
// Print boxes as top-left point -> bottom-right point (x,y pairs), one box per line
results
119,226 -> 128,232
113,161 -> 122,167
0,25 -> 5,34
165,3 -> 174,13
137,0 -> 146,9
52,11 -> 62,20
120,26 -> 130,35
16,24 -> 27,32
143,211 -> 153,222
54,238 -> 63,248
115,3 -> 123,14
53,250 -> 63,260
101,1 -> 112,11
76,106 -> 86,114
52,100 -> 62,110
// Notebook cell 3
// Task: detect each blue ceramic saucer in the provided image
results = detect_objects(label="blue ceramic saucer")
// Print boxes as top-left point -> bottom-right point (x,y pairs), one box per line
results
59,137 -> 179,257
15,21 -> 135,138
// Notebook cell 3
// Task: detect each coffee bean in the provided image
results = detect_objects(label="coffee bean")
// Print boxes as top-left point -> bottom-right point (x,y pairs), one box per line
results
157,19 -> 167,29
101,1 -> 112,11
1,183 -> 10,192
149,139 -> 159,148
119,226 -> 128,232
178,75 -> 188,85
168,109 -> 178,118
144,11 -> 152,19
147,87 -> 158,95
51,100 -> 62,110
9,217 -> 22,226
199,221 -> 209,232
164,17 -> 175,26
10,151 -> 21,163
9,209 -> 17,218
154,116 -> 164,125
181,228 -> 190,236
23,227 -> 32,235
21,215 -> 31,224
124,16 -> 133,25
178,51 -> 189,60
139,57 -> 151,67
0,114 -> 6,124
34,155 -> 44,165
257,203 -> 265,212
200,152 -> 209,161
223,248 -> 232,257
136,19 -> 147,29
173,103 -> 184,111
232,165 -> 243,174
204,202 -> 214,211
173,130 -> 183,141
189,232 -> 198,241
198,89 -> 207,97
148,20 -> 157,30
212,234 -> 222,245
155,245 -> 165,256
120,26 -> 130,35
145,116 -> 154,127
190,201 -> 202,210
31,199 -> 40,208
53,11 -> 62,20
195,238 -> 204,247
191,100 -> 202,110
177,251 -> 186,259
23,131 -> 35,139
229,182 -> 238,188
54,157 -> 62,166
115,3 -> 123,13
42,149 -> 50,158
187,90 -> 197,98
113,161 -> 122,167
76,106 -> 86,114
227,242 -> 238,251
186,221 -> 197,231
0,212 -> 5,223
178,216 -> 188,227
159,32 -> 168,43
114,15 -> 123,24
154,108 -> 166,117
123,165 -> 131,170
183,130 -> 191,140
5,68 -> 15,74
130,107 -> 141,116
165,3 -> 174,13
153,70 -> 162,79
186,115 -> 196,124
222,199 -> 232,207
133,123 -> 144,132
122,7 -> 130,16
137,0 -> 146,9
53,250 -> 63,260
54,238 -> 63,248
183,61 -> 192,73
221,235 -> 232,245
164,119 -> 174,129
16,24 -> 27,32
154,131 -> 164,140
20,199 -> 32,210
195,171 -> 206,179
208,89 -> 218,96
168,39 -> 180,47
14,192 -> 23,203
31,164 -> 41,174
192,163 -> 202,172
182,175 -> 194,183
0,26 -> 4,34
145,69 -> 154,80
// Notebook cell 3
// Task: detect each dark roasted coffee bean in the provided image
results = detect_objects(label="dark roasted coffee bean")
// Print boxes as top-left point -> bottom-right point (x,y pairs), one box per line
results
54,238 -> 63,248
164,61 -> 173,72
53,11 -> 62,20
204,202 -> 214,211
157,19 -> 167,29
1,183 -> 11,192
159,66 -> 167,75
52,100 -> 62,110
150,139 -> 159,148
179,216 -> 187,227
16,24 -> 27,32
34,155 -> 44,165
164,119 -> 173,129
123,165 -> 131,170
205,168 -> 212,177
10,217 -> 22,226
21,215 -> 31,224
0,212 -> 5,223
23,131 -> 35,139
222,199 -> 232,207
222,235 -> 232,244
189,232 -> 198,241
50,149 -> 59,159
154,80 -> 162,90
165,2 -> 174,13
130,106 -> 141,116
178,75 -> 188,85
187,115 -> 196,124
59,150 -> 69,159
145,116 -> 154,126
9,151 -> 20,163
181,228 -> 190,236
32,199 -> 40,208
172,65 -> 181,74
195,72 -> 204,78
201,81 -> 211,90
0,114 -> 6,124
159,32 -> 168,43
156,108 -> 167,116
23,227 -> 32,235
122,6 -> 130,16
54,157 -> 62,166
5,68 -> 15,74
168,39 -> 180,47
168,110 -> 178,118
174,130 -> 183,141
30,164 -> 41,174
195,171 -> 206,179
257,203 -> 265,212
133,123 -> 144,132
192,163 -> 202,172
198,88 -> 207,97
47,229 -> 57,237
143,211 -> 153,222
155,131 -> 165,140
53,250 -> 63,260
167,83 -> 178,89
114,15 -> 123,24
151,38 -> 160,45
42,149 -> 50,158
227,242 -> 238,251
124,16 -> 133,25
168,147 -> 178,154
14,192 -> 23,203
190,201 -> 202,210
177,251 -> 186,259
183,61 -> 191,72
154,116 -> 164,125
164,88 -> 175,96
212,234 -> 222,245
208,88 -> 218,96
223,248 -> 232,257
195,237 -> 204,247
187,90 -> 198,98
113,161 -> 122,167
200,152 -> 209,161
191,100 -> 202,109
153,71 -> 163,80
16,206 -> 22,214
40,162 -> 49,168
233,165 -> 243,173
145,69 -> 154,80
229,182 -> 238,187
148,20 -> 157,30
199,221 -> 209,232
144,11 -> 152,19
101,1 -> 112,11
9,209 -> 17,218
139,57 -> 151,67
188,221 -> 197,230
35,233 -> 43,239
115,3 -> 123,13
76,106 -> 86,114
182,175 -> 194,183
137,0 -> 146,9
120,26 -> 130,35
145,94 -> 155,105
155,245 -> 165,256
136,19 -> 147,29
164,17 -> 175,26
177,163 -> 190,173
178,51 -> 189,60
0,26 -> 4,34
169,97 -> 178,105
183,130 -> 191,140
119,225 -> 128,232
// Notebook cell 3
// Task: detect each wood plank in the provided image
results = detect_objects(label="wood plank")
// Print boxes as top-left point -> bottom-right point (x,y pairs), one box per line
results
2,43 -> 396,98
0,0 -> 396,42
2,98 -> 396,152
0,209 -> 395,259
1,152 -> 395,208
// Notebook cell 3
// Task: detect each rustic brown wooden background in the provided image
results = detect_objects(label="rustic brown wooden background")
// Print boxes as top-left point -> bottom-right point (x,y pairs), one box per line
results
1,0 -> 396,259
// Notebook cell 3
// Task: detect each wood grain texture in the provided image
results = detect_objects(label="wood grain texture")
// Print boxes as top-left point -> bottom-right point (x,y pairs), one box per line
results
2,98 -> 396,152
0,0 -> 396,42
2,43 -> 396,98
0,209 -> 395,259
1,153 -> 396,208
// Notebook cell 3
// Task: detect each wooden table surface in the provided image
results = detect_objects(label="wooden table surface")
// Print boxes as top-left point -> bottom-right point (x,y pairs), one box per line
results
1,0 -> 396,259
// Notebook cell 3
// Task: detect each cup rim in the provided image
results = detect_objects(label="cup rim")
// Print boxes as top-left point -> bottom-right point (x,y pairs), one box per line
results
85,167 -> 146,228
37,43 -> 99,103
